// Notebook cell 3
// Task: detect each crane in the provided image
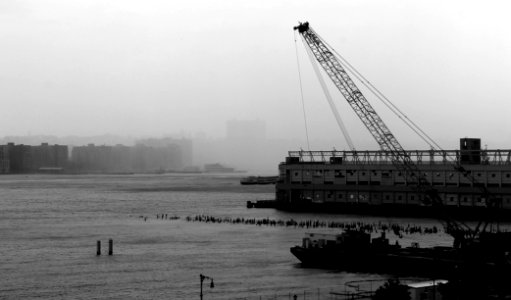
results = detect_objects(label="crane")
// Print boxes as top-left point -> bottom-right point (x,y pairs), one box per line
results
293,22 -> 503,247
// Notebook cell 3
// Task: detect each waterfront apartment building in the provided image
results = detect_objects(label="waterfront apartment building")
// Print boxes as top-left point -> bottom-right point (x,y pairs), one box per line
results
1,139 -> 189,174
4,143 -> 68,173
71,144 -> 130,173
70,142 -> 184,173
136,137 -> 192,169
0,145 -> 9,173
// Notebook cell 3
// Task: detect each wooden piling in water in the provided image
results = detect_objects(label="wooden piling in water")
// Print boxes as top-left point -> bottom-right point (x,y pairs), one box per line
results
108,239 -> 113,255
96,240 -> 101,256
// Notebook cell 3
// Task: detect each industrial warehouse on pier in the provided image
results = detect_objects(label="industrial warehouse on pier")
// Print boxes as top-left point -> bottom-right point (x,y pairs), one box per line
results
275,138 -> 511,215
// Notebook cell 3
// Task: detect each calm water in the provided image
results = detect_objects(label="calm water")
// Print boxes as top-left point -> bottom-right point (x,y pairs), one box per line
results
0,174 -> 455,299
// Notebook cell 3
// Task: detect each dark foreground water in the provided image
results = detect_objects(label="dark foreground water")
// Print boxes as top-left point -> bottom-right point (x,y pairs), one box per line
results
0,174 -> 460,299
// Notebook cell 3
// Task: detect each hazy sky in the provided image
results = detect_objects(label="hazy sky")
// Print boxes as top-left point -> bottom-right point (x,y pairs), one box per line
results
2,0 -> 511,150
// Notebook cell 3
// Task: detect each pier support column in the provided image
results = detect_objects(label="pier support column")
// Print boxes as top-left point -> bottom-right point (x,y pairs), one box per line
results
108,239 -> 113,255
96,240 -> 101,256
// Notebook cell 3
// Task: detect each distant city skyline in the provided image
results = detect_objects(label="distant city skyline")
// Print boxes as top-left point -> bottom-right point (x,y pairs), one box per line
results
1,132 -> 505,175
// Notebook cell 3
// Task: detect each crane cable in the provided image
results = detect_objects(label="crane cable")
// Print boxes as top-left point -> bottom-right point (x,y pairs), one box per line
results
302,35 -> 356,151
294,31 -> 311,151
314,29 -> 443,152
311,29 -> 498,234
319,31 -> 490,198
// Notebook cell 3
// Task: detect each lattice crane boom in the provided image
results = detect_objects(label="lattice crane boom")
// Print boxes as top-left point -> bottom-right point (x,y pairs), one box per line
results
294,22 -> 474,238
294,23 -> 429,190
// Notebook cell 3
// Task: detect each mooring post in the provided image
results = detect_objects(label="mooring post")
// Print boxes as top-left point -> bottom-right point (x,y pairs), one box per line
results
96,240 -> 101,256
108,239 -> 113,255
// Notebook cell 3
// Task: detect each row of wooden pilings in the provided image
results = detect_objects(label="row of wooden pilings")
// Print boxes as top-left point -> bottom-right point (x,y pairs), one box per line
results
96,239 -> 113,256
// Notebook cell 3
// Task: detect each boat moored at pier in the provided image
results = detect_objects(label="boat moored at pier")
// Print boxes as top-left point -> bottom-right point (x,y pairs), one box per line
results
290,230 -> 509,277
240,176 -> 279,185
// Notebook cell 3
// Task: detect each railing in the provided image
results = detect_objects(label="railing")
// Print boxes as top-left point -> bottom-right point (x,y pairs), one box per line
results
222,278 -> 445,299
227,286 -> 370,300
287,149 -> 511,165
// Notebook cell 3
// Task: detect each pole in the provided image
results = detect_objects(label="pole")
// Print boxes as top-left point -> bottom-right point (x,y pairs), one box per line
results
108,239 -> 113,255
199,273 -> 214,299
200,274 -> 204,300
433,279 -> 436,300
96,240 -> 101,256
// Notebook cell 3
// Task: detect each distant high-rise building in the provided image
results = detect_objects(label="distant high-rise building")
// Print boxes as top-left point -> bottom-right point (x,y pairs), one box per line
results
4,143 -> 68,173
7,143 -> 34,173
0,145 -> 9,173
226,119 -> 266,140
136,137 -> 192,168
71,144 -> 116,172
70,141 -> 187,173
32,143 -> 68,170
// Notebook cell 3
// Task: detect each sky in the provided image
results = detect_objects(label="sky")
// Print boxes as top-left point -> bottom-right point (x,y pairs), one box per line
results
1,0 -> 511,151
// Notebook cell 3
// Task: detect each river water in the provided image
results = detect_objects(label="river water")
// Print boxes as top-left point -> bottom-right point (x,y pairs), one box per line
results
0,174 -> 460,299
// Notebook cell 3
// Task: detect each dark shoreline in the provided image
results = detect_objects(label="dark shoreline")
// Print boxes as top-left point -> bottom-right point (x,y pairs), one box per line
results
249,200 -> 511,221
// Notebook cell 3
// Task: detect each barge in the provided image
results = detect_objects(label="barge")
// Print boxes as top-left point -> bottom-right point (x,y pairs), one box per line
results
240,176 -> 279,185
275,138 -> 511,217
290,230 -> 510,277
291,231 -> 456,276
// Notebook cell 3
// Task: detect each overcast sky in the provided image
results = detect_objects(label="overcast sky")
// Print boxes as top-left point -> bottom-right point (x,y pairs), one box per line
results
1,0 -> 511,150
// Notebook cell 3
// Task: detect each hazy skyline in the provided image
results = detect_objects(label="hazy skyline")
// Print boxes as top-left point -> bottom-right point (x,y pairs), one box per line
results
2,0 -> 511,151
